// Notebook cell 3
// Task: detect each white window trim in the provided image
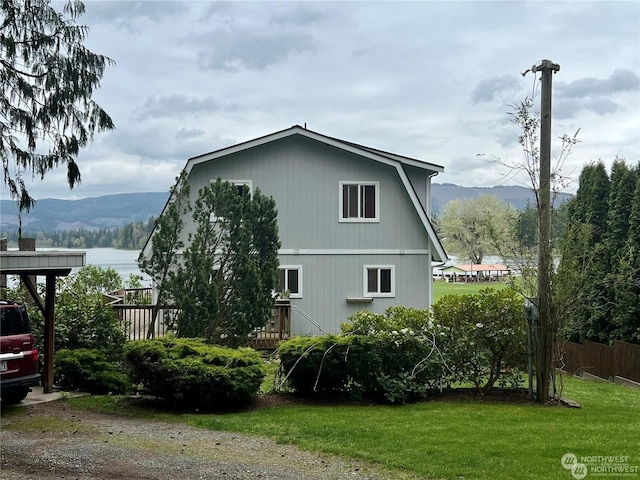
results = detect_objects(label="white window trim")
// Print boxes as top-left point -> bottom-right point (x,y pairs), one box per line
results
210,179 -> 253,194
231,180 -> 253,194
278,265 -> 303,299
208,180 -> 252,223
363,264 -> 395,298
339,181 -> 380,223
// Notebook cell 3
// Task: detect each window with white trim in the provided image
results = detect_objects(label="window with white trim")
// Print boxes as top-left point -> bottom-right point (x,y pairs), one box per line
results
210,179 -> 253,195
339,182 -> 379,222
209,180 -> 253,223
232,180 -> 252,196
363,265 -> 395,297
276,266 -> 303,298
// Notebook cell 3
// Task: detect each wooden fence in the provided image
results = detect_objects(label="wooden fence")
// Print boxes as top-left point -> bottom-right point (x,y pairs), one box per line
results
560,340 -> 640,383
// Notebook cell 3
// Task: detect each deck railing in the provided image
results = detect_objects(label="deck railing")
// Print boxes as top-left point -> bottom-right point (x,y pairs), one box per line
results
112,304 -> 175,340
247,300 -> 291,350
111,292 -> 291,347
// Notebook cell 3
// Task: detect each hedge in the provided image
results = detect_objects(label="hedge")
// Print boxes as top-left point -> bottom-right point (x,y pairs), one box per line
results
54,348 -> 131,395
124,337 -> 265,409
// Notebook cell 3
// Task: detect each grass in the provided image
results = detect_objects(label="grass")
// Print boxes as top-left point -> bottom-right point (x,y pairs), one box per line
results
54,375 -> 639,480
432,280 -> 508,302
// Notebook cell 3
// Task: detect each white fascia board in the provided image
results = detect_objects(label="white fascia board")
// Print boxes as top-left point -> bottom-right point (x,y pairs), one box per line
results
355,146 -> 444,173
143,126 -> 447,260
181,125 -> 440,174
395,165 -> 448,262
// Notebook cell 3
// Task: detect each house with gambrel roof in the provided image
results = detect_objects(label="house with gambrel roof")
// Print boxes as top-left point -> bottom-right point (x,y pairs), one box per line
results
143,125 -> 447,335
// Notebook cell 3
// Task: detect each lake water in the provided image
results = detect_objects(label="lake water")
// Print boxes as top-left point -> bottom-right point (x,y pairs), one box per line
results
5,249 -> 506,287
81,248 -> 150,285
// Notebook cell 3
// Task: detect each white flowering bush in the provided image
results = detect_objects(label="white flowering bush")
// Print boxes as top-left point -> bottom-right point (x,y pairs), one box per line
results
278,307 -> 447,403
432,288 -> 526,395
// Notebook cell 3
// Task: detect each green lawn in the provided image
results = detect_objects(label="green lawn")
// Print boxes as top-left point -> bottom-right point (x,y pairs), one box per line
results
61,375 -> 639,480
433,280 -> 508,302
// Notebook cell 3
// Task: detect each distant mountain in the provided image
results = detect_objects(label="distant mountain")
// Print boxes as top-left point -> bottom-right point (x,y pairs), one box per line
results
431,183 -> 572,216
0,185 -> 572,233
0,192 -> 168,232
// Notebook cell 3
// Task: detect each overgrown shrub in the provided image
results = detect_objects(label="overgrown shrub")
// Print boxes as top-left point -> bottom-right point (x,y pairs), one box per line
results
8,267 -> 127,357
278,307 -> 447,403
432,288 -> 527,395
55,348 -> 132,394
124,337 -> 265,409
342,306 -> 433,335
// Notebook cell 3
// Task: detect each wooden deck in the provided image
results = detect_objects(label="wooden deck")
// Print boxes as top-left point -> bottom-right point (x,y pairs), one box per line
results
247,300 -> 290,349
110,290 -> 291,348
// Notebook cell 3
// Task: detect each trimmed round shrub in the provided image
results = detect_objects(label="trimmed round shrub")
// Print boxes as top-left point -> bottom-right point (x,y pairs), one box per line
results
55,348 -> 132,395
124,337 -> 265,409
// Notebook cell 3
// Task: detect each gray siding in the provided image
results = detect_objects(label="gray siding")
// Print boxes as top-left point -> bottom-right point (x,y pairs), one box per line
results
187,135 -> 430,251
403,164 -> 430,216
280,253 -> 432,335
179,134 -> 436,335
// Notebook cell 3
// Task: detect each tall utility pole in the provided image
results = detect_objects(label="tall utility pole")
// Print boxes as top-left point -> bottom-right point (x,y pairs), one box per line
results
528,59 -> 560,402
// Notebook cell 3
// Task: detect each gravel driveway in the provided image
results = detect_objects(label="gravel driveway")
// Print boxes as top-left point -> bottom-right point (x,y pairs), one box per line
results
1,400 -> 417,480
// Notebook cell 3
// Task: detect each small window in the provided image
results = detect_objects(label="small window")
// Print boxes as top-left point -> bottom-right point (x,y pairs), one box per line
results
276,266 -> 303,298
363,265 -> 395,297
339,182 -> 379,222
234,183 -> 250,196
231,180 -> 252,195
211,179 -> 253,196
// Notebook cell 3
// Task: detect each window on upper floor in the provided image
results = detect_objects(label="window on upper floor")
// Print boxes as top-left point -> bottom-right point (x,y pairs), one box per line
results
209,179 -> 253,195
233,181 -> 252,196
339,182 -> 379,222
209,180 -> 253,223
276,266 -> 303,298
364,265 -> 395,297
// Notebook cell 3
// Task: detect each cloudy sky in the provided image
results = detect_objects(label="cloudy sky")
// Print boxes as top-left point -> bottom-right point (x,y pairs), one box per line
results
5,0 -> 640,200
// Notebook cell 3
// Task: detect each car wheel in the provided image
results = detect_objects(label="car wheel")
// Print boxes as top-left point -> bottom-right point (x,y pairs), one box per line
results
1,387 -> 30,404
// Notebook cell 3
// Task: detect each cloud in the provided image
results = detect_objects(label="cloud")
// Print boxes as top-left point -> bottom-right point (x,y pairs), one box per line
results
133,94 -> 244,120
83,1 -> 186,34
197,29 -> 317,72
471,76 -> 520,104
190,4 -> 322,73
269,6 -> 327,27
556,69 -> 640,99
555,98 -> 623,120
553,69 -> 639,119
175,128 -> 205,141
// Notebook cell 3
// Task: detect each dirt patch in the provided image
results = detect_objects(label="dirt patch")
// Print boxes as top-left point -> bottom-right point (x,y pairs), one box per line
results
0,388 -> 548,479
0,400 -> 417,480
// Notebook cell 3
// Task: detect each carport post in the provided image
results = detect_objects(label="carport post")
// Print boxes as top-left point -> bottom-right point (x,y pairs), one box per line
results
43,274 -> 56,393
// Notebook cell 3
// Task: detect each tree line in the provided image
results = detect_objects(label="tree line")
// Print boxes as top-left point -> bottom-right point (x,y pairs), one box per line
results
557,158 -> 640,345
436,157 -> 639,346
0,217 -> 155,250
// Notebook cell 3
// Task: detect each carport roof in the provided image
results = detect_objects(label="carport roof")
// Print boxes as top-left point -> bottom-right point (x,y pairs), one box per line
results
0,250 -> 85,275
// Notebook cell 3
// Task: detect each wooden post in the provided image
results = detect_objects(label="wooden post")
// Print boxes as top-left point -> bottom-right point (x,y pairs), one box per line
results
42,274 -> 56,393
534,60 -> 560,403
0,238 -> 6,294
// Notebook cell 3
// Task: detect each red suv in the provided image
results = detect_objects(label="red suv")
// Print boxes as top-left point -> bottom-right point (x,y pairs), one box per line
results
0,300 -> 40,404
